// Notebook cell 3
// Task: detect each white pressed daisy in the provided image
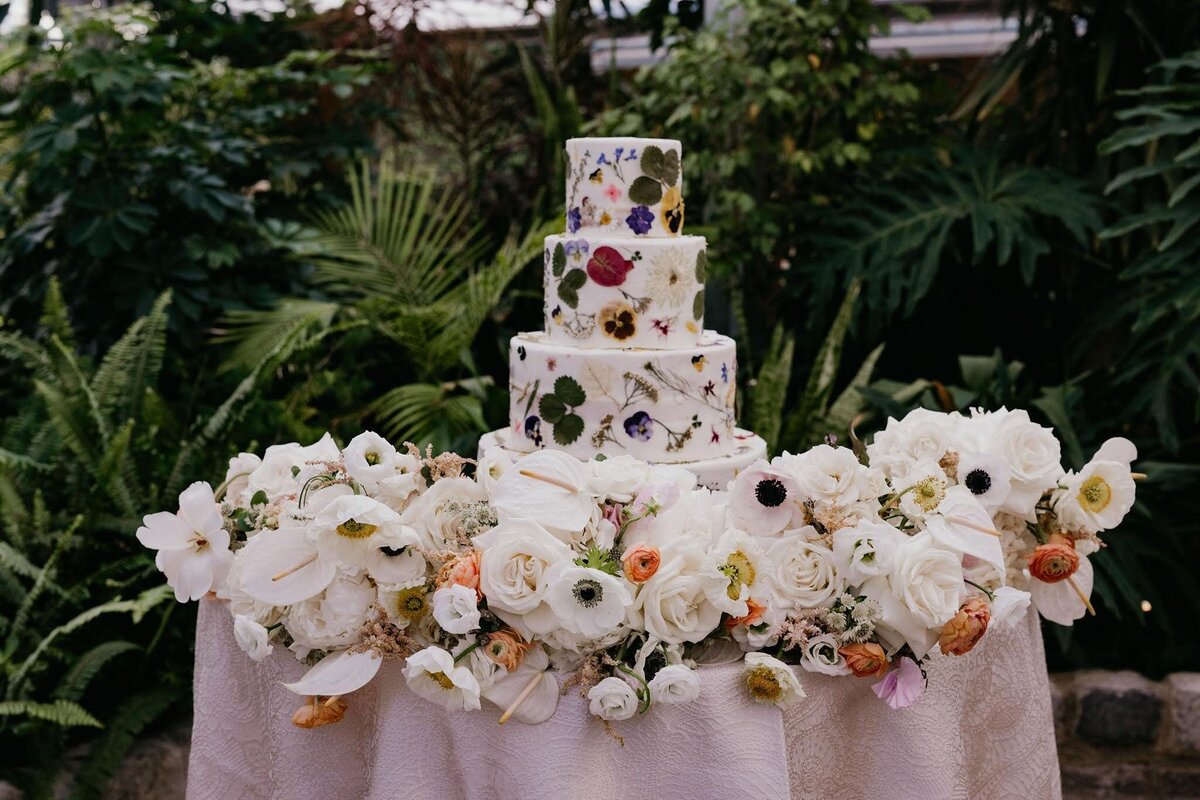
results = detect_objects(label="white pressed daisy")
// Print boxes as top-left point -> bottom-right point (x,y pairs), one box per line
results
644,247 -> 696,310
403,646 -> 482,711
136,481 -> 233,602
542,562 -> 633,639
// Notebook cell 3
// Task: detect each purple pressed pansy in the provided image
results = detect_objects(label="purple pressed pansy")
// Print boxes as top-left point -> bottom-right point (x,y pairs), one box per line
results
623,411 -> 654,442
525,415 -> 544,448
567,207 -> 582,233
564,239 -> 590,258
626,205 -> 654,235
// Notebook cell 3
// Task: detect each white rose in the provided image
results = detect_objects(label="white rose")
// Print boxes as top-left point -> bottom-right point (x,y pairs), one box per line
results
233,615 -> 274,662
432,584 -> 482,634
743,652 -> 805,708
862,531 -> 964,657
624,489 -> 720,552
222,452 -> 262,508
975,408 -> 1063,516
629,544 -> 724,645
586,454 -> 652,502
342,431 -> 400,490
831,520 -> 905,584
799,633 -> 851,676
778,445 -> 872,507
764,529 -> 844,611
284,570 -> 376,657
867,409 -> 958,479
399,477 -> 487,549
990,586 -> 1032,629
587,676 -> 640,721
247,434 -> 339,500
648,664 -> 701,705
474,520 -> 572,638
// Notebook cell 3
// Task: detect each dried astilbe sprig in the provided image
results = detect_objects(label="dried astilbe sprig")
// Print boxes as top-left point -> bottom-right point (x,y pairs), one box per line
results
405,442 -> 475,480
561,651 -> 606,699
938,450 -> 960,482
349,606 -> 420,660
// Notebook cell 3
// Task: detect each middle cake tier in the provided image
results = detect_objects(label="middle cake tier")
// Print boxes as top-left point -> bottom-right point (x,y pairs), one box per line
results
543,233 -> 707,350
508,330 -> 738,464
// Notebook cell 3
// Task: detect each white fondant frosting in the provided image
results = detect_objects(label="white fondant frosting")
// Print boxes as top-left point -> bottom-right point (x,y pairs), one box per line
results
565,137 -> 684,239
508,331 -> 738,464
478,428 -> 768,492
543,233 -> 707,350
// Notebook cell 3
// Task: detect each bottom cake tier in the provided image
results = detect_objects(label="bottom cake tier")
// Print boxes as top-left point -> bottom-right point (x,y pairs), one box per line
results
478,427 -> 767,492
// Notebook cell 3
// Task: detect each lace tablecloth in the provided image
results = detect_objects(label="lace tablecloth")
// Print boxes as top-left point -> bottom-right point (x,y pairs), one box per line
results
187,598 -> 1061,799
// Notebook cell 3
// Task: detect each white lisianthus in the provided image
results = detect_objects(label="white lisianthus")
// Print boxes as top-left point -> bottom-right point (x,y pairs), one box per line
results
831,520 -> 905,585
799,633 -> 851,676
867,409 -> 958,480
432,584 -> 482,634
764,528 -> 844,611
399,477 -> 488,549
284,570 -> 376,658
629,543 -> 724,645
862,531 -> 964,658
232,615 -> 274,662
990,586 -> 1032,629
586,454 -> 653,502
476,446 -> 515,495
972,408 -> 1063,517
221,452 -> 262,508
474,520 -> 573,638
727,460 -> 800,535
702,529 -> 768,617
342,431 -> 400,490
136,481 -> 233,602
309,494 -> 402,567
542,563 -> 633,639
778,445 -> 874,507
743,652 -> 805,708
1054,460 -> 1136,533
647,664 -> 701,705
403,646 -> 482,711
587,676 -> 640,721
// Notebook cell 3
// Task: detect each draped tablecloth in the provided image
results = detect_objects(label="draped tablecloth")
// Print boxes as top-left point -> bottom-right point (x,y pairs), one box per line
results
187,598 -> 1061,799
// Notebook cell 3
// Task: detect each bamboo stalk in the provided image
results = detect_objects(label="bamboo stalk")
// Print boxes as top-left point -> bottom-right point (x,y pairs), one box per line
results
946,516 -> 1003,538
272,553 -> 318,582
498,672 -> 545,725
518,469 -> 579,494
1067,576 -> 1096,616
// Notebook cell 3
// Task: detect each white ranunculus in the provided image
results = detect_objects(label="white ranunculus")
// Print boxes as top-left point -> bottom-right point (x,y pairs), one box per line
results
743,652 -> 805,708
974,408 -> 1063,517
587,676 -> 640,721
779,445 -> 873,507
764,528 -> 844,611
342,431 -> 400,490
702,528 -> 768,617
862,531 -> 964,658
474,519 -> 572,637
1054,460 -> 1136,533
136,481 -> 233,602
954,450 -> 1012,512
284,570 -> 376,658
990,586 -> 1032,629
648,664 -> 701,705
831,520 -> 905,585
309,494 -> 402,568
432,584 -> 482,634
867,409 -> 959,480
233,615 -> 274,661
542,562 -> 633,640
399,477 -> 488,549
727,460 -> 801,535
587,454 -> 653,502
799,633 -> 851,676
629,543 -> 724,645
221,452 -> 262,508
403,646 -> 482,711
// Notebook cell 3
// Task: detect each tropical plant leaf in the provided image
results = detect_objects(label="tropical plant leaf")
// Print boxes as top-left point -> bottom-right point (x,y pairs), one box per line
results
747,324 -> 794,452
0,700 -> 101,728
92,290 -> 171,422
55,641 -> 141,704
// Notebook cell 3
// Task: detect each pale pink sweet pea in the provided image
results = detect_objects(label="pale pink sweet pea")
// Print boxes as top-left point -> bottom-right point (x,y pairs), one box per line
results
872,656 -> 926,709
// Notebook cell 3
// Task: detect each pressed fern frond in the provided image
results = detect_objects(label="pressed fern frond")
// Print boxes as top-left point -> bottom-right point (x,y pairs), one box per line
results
0,700 -> 101,729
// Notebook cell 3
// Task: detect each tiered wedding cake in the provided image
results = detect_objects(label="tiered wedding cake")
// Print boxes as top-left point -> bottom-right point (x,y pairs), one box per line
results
479,137 -> 766,489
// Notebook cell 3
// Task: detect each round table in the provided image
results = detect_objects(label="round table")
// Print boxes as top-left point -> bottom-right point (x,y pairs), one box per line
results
186,598 -> 1061,799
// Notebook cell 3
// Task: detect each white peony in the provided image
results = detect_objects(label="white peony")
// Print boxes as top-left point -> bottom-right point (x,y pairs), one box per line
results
284,570 -> 376,658
403,646 -> 482,711
743,652 -> 805,708
764,528 -> 845,611
432,584 -> 482,634
399,477 -> 487,549
542,562 -> 633,640
233,615 -> 274,661
799,633 -> 851,676
629,543 -> 724,645
647,664 -> 701,705
587,676 -> 640,721
342,431 -> 400,490
136,481 -> 233,602
474,519 -> 573,638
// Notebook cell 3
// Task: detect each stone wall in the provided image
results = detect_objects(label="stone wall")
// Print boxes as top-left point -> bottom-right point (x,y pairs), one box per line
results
1054,671 -> 1200,799
2,672 -> 1198,799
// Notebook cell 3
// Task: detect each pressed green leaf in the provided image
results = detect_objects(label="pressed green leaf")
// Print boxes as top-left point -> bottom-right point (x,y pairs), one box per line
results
628,176 -> 663,206
538,393 -> 567,424
695,249 -> 708,283
660,149 -> 680,187
553,375 -> 586,407
552,413 -> 584,445
552,243 -> 566,277
692,289 -> 705,321
640,145 -> 666,181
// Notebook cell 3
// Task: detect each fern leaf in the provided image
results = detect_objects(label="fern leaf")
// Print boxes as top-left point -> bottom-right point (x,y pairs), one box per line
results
92,290 -> 171,422
0,447 -> 52,473
371,380 -> 491,452
71,687 -> 177,800
56,641 -> 141,704
0,699 -> 102,728
38,277 -> 75,347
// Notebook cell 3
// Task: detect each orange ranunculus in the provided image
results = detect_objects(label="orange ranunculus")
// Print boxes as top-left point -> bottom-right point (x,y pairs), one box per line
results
481,628 -> 531,672
1027,536 -> 1080,584
838,643 -> 890,678
939,597 -> 991,656
292,696 -> 347,729
437,549 -> 482,597
621,544 -> 662,584
725,598 -> 768,630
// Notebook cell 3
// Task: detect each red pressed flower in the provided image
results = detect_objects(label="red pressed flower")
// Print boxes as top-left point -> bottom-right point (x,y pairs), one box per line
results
587,246 -> 635,286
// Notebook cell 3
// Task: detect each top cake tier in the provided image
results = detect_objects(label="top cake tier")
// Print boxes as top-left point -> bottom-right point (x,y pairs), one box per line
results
565,137 -> 684,239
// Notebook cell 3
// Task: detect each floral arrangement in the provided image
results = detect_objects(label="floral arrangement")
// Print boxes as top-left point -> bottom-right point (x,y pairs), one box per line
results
138,408 -> 1139,729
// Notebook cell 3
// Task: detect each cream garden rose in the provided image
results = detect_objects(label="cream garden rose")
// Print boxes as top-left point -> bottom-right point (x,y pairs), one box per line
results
764,529 -> 844,611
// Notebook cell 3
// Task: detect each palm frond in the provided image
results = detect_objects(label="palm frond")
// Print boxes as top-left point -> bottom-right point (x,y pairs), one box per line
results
214,298 -> 339,374
370,379 -> 491,453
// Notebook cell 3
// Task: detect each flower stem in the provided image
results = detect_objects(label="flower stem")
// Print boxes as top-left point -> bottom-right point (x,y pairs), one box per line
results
453,641 -> 481,664
964,579 -> 995,601
617,664 -> 652,714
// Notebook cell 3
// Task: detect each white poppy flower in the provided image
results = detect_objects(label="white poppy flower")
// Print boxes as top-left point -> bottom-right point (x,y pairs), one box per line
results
403,646 -> 482,711
799,633 -> 851,676
309,494 -> 402,568
955,450 -> 1012,512
232,615 -> 274,662
647,664 -> 701,705
137,481 -> 233,602
491,450 -> 594,538
727,460 -> 800,535
361,523 -> 428,589
701,528 -> 768,617
542,562 -> 633,639
743,652 -> 805,708
342,431 -> 400,490
432,584 -> 482,634
587,676 -> 640,721
1055,460 -> 1136,533
764,528 -> 845,612
990,586 -> 1032,629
